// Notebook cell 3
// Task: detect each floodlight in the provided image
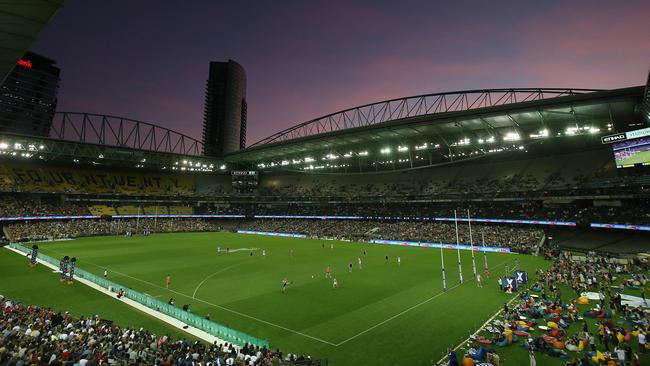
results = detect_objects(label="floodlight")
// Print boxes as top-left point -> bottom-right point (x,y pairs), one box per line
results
503,132 -> 520,141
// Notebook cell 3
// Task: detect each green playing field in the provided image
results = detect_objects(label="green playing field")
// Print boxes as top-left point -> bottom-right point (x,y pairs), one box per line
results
2,232 -> 549,365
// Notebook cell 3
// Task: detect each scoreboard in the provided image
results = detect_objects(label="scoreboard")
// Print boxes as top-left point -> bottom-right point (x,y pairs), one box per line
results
231,170 -> 259,192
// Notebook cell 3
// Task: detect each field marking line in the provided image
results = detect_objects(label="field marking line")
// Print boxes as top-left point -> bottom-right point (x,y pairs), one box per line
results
36,246 -> 517,348
334,258 -> 514,346
334,282 -> 462,346
192,260 -> 260,299
435,258 -> 522,365
37,246 -> 338,346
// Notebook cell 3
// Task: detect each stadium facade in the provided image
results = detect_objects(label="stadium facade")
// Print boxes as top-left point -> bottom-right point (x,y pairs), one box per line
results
202,59 -> 247,157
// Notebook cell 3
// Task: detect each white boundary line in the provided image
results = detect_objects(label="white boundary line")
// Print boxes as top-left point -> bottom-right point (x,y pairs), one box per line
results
36,246 -> 337,346
435,260 -> 522,364
36,245 -> 517,348
192,260 -> 258,299
335,282 -> 462,346
3,245 -> 236,348
336,258 -> 514,346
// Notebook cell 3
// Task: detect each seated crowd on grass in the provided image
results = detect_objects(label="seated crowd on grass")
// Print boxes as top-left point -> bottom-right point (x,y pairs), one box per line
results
447,251 -> 649,366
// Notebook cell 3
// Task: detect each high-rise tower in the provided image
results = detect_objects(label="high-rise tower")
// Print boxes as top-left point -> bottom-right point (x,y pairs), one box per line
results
0,51 -> 60,137
202,59 -> 246,157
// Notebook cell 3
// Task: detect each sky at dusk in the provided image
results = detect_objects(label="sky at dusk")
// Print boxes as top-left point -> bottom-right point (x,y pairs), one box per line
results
32,0 -> 650,145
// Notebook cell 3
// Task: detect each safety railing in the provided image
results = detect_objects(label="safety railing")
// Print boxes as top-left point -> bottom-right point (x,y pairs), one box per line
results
9,243 -> 268,348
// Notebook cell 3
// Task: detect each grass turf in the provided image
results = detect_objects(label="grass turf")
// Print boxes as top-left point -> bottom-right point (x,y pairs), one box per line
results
0,248 -> 193,341
3,232 -> 550,365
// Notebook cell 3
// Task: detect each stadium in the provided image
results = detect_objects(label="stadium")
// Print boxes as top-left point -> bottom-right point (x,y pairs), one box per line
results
2,3 -> 650,366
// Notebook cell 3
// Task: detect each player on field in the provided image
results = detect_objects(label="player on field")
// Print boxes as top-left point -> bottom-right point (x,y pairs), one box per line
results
476,273 -> 483,287
348,261 -> 353,273
385,254 -> 389,263
330,243 -> 334,250
165,274 -> 171,289
332,277 -> 338,289
217,246 -> 221,255
363,250 -> 367,257
397,256 -> 401,266
282,277 -> 289,293
358,257 -> 362,269
484,268 -> 491,279
290,248 -> 294,258
325,265 -> 332,278
262,249 -> 266,258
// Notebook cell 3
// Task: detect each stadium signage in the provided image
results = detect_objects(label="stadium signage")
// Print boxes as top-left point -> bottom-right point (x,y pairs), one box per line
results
371,239 -> 511,253
17,59 -> 32,68
590,223 -> 650,232
601,133 -> 627,144
601,127 -> 650,144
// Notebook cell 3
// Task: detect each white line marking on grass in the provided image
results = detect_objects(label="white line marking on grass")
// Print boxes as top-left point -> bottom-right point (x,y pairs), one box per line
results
334,258 -> 514,346
335,282 -> 462,346
37,247 -> 337,346
436,258 -> 522,364
192,261 -> 256,299
37,246 -> 517,347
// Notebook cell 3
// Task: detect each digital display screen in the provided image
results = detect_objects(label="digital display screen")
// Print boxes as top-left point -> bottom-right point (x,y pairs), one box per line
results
237,230 -> 307,238
613,136 -> 650,168
371,239 -> 511,252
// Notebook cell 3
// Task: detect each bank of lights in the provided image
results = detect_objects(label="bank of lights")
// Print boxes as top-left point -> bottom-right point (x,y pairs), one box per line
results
503,132 -> 521,141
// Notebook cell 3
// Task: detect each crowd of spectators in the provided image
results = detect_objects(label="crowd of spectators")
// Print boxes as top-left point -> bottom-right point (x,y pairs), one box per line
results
0,195 -> 89,217
447,251 -> 650,366
4,219 -> 222,242
0,195 -> 647,227
0,296 -> 315,365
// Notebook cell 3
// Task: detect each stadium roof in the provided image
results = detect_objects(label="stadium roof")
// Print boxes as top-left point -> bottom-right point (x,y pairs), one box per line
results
0,0 -> 65,84
227,86 -> 645,172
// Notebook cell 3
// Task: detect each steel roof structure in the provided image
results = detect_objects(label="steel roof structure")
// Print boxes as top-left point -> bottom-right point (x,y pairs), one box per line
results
227,86 -> 645,172
0,0 -> 65,84
0,87 -> 645,174
52,112 -> 205,156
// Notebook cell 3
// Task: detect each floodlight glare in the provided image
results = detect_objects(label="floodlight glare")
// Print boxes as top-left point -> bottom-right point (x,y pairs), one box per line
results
358,150 -> 369,156
380,147 -> 391,154
397,146 -> 409,152
503,132 -> 521,141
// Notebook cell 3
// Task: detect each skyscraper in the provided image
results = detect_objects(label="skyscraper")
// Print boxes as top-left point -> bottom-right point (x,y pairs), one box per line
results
0,51 -> 60,137
202,59 -> 247,157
